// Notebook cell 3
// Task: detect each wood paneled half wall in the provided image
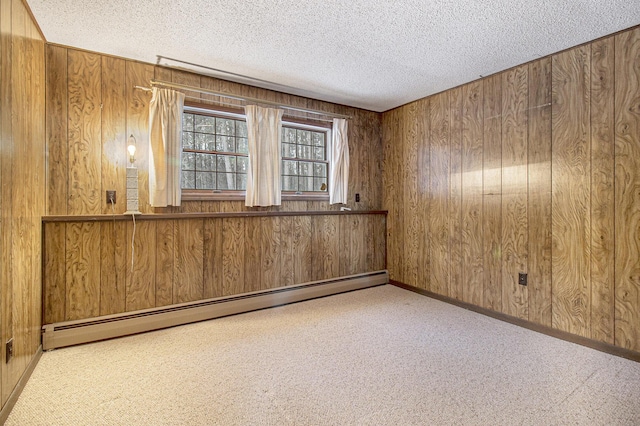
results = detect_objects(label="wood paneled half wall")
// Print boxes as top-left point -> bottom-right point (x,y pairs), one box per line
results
382,25 -> 640,353
43,211 -> 386,324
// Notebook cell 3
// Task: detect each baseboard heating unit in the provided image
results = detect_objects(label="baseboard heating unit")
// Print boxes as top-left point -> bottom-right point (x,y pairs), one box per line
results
42,270 -> 389,350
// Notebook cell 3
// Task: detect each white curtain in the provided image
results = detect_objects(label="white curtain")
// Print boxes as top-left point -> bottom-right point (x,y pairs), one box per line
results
329,118 -> 349,204
148,87 -> 185,207
245,105 -> 283,207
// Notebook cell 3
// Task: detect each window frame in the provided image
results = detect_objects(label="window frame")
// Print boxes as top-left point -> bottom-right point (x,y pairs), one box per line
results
181,102 -> 332,202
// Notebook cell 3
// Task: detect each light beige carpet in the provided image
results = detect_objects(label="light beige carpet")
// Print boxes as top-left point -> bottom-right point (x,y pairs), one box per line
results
6,285 -> 640,425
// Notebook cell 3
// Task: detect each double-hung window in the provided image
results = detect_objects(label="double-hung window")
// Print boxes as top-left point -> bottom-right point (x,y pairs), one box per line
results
181,105 -> 330,199
281,125 -> 329,193
181,109 -> 249,192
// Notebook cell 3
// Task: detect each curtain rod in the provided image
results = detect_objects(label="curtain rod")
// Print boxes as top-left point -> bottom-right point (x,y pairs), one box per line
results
134,79 -> 351,121
134,84 -> 313,121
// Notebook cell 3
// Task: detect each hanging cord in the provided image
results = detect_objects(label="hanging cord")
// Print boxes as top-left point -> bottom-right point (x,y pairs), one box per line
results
130,213 -> 136,273
110,199 -> 117,286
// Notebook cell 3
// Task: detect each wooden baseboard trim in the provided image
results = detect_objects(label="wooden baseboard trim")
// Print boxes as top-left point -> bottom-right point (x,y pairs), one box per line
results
0,346 -> 43,424
43,271 -> 389,351
391,281 -> 640,363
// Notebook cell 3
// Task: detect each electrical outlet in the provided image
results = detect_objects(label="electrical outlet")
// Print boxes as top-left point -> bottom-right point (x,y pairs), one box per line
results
106,190 -> 116,205
518,273 -> 527,286
6,338 -> 13,363
355,193 -> 360,202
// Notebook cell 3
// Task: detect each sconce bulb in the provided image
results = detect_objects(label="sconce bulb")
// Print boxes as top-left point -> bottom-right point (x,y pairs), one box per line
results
127,134 -> 137,164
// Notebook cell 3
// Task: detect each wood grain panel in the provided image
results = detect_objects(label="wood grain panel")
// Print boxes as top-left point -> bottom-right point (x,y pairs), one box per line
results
65,222 -> 101,320
1,0 -> 14,400
203,218 -> 224,298
355,215 -> 368,275
348,110 -> 362,209
67,50 -> 102,215
402,103 -> 419,287
201,200 -> 221,213
125,61 -> 154,213
528,57 -> 552,327
4,231 -> 16,387
387,109 -> 404,281
12,5 -> 30,227
293,216 -> 312,283
501,65 -> 529,320
174,219 -> 204,303
222,218 -> 244,296
363,213 -> 386,274
101,55 -> 127,214
29,15 -> 46,360
393,108 -> 405,283
172,69 -> 201,100
341,214 -> 366,276
154,65 -> 172,83
369,110 -> 383,211
2,0 -> 46,404
241,80 -> 259,102
416,99 -> 430,290
11,222 -> 29,380
614,27 -> 640,351
125,220 -> 156,311
199,74 -> 222,105
181,200 -> 202,213
551,45 -> 591,336
99,221 -> 126,316
261,217 -> 281,290
461,81 -> 484,306
220,201 -> 243,213
244,217 -> 261,292
363,215 -> 375,272
45,45 -> 68,215
218,79 -> 244,109
590,36 -> 615,343
43,223 -> 66,323
31,18 -> 46,361
482,73 -> 503,312
428,92 -> 451,296
311,215 -> 325,281
372,214 -> 387,271
382,110 -> 395,276
312,215 -> 340,280
155,220 -> 174,306
280,216 -> 295,286
339,215 -> 351,277
449,87 -> 463,300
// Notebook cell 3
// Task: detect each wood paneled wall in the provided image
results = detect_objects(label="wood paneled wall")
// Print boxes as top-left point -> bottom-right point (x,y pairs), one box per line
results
45,45 -> 382,216
43,45 -> 385,328
382,26 -> 640,353
0,0 -> 45,408
43,213 -> 386,323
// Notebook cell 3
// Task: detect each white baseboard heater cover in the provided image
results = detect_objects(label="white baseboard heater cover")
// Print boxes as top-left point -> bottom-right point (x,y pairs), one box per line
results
42,271 -> 388,350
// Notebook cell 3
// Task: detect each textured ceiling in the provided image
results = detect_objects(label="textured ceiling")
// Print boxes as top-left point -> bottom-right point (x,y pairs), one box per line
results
28,0 -> 640,112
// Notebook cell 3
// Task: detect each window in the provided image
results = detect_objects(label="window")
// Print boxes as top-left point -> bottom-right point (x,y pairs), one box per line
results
281,127 -> 328,193
181,106 -> 330,198
181,110 -> 249,191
